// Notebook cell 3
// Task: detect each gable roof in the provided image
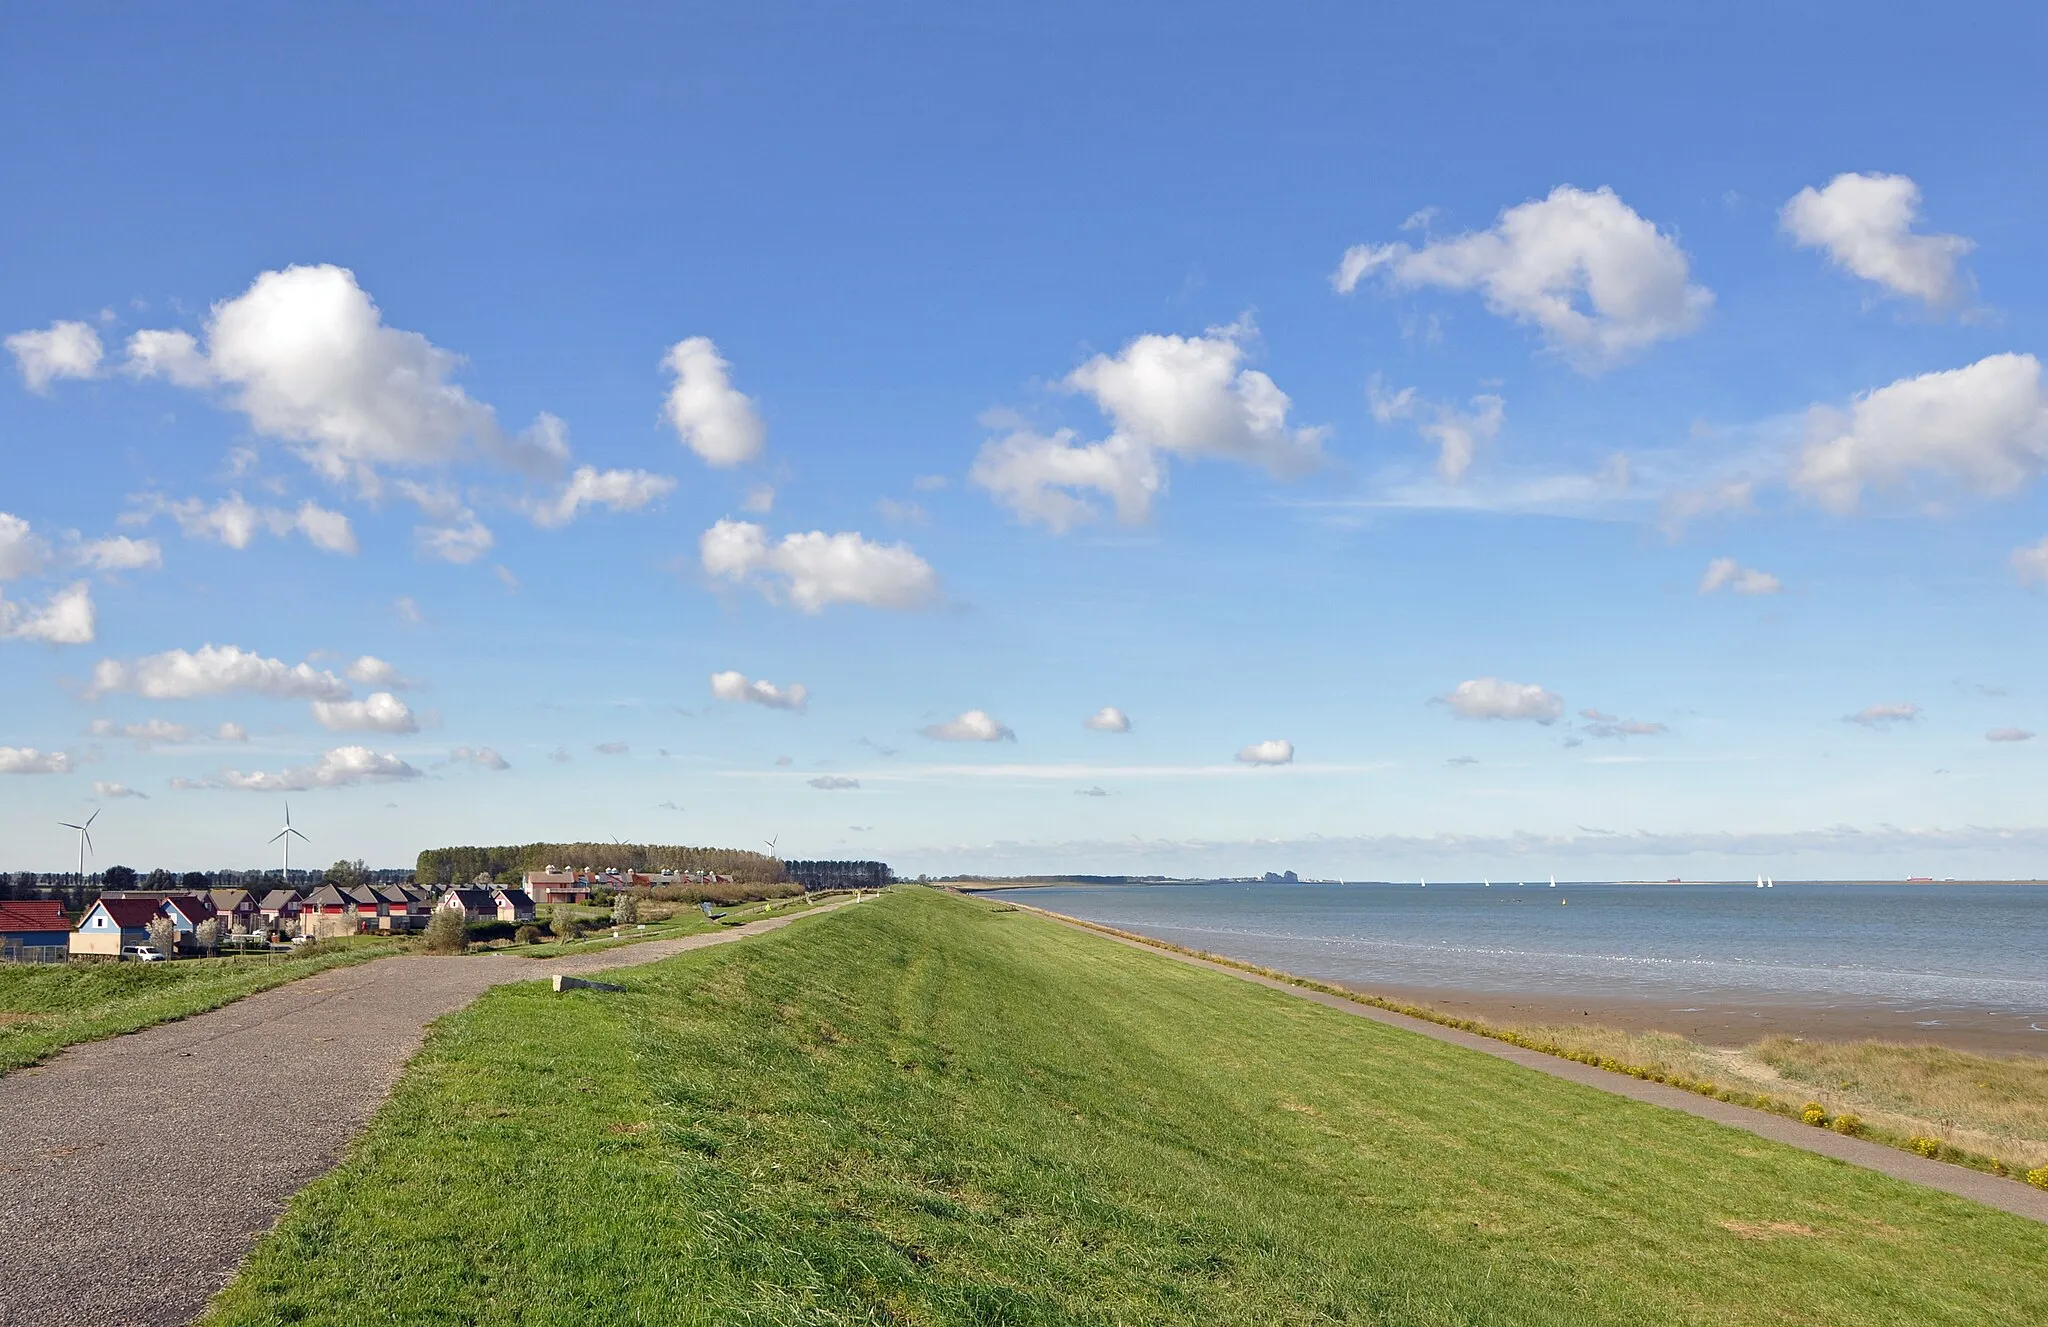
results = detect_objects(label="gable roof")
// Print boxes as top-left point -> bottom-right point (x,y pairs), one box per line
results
448,888 -> 495,909
156,895 -> 218,926
0,900 -> 69,934
258,889 -> 302,909
300,884 -> 352,907
87,897 -> 164,929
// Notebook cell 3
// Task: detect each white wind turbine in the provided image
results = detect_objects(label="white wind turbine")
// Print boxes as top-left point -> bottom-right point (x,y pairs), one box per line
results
59,809 -> 98,882
270,802 -> 309,880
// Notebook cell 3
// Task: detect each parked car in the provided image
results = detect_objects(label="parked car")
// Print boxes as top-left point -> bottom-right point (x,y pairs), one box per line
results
119,945 -> 164,962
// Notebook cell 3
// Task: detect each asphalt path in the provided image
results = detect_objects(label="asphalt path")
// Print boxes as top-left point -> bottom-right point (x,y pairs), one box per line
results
1024,905 -> 2048,1226
0,905 -> 851,1327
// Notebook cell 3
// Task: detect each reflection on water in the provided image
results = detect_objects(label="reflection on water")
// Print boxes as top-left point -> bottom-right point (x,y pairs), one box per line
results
1021,881 -> 2048,1014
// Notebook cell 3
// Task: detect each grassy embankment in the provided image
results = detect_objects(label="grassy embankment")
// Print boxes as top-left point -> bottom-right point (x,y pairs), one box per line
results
1038,912 -> 2048,1180
0,937 -> 400,1075
208,888 -> 2045,1326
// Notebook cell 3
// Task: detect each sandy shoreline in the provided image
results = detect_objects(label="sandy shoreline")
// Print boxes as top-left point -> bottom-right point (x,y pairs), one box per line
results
1331,981 -> 2048,1057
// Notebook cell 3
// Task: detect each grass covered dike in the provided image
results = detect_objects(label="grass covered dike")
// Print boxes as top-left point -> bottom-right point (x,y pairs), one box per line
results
0,938 -> 400,1075
209,889 -> 2047,1326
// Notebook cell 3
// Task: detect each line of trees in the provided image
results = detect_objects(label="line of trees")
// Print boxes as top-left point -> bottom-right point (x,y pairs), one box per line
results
414,842 -> 788,887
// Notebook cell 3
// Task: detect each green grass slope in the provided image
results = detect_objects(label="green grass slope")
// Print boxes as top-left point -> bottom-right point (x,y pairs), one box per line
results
0,939 -> 399,1075
208,890 -> 2047,1326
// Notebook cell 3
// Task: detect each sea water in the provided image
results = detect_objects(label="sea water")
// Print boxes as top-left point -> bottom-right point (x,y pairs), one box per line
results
1021,881 -> 2048,1019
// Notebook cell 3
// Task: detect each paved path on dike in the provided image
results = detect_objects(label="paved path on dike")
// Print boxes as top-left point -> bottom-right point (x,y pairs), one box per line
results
1022,905 -> 2048,1227
0,904 -> 855,1327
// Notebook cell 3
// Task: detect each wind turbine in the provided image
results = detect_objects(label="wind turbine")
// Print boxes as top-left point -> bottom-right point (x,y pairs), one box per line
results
270,802 -> 308,881
59,810 -> 98,882
763,833 -> 780,858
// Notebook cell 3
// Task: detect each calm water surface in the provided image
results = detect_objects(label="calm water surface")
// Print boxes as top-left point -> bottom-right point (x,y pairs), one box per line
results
1022,881 -> 2048,1020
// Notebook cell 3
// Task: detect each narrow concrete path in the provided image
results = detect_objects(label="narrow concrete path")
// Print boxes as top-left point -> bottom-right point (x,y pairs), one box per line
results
0,904 -> 853,1327
1025,906 -> 2048,1227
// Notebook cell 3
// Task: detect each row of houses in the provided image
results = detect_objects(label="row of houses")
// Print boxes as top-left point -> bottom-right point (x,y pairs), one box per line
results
48,883 -> 446,958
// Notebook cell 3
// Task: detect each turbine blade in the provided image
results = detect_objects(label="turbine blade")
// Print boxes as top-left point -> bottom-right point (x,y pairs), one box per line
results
82,832 -> 92,852
86,810 -> 100,827
60,822 -> 81,831
270,829 -> 287,843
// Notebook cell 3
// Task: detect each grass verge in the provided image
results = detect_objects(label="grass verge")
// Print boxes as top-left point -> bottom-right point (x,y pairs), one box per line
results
0,938 -> 401,1075
208,888 -> 2044,1325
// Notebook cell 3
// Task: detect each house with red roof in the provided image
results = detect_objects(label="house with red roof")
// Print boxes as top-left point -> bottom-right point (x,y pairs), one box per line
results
69,897 -> 168,959
0,900 -> 71,963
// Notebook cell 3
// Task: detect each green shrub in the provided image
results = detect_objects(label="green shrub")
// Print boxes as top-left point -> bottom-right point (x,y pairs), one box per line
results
515,925 -> 541,945
549,905 -> 576,942
1830,1112 -> 1862,1136
1800,1103 -> 1828,1127
1908,1136 -> 1941,1158
422,908 -> 467,955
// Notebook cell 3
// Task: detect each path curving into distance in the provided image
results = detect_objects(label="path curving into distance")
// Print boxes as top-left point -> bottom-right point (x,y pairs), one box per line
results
0,904 -> 858,1327
1022,904 -> 2048,1227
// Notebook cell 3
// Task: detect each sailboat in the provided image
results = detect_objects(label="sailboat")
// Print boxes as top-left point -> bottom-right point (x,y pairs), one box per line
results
1757,875 -> 1765,889
1549,875 -> 1557,888
1767,876 -> 1775,889
1420,876 -> 1427,888
1483,878 -> 1491,887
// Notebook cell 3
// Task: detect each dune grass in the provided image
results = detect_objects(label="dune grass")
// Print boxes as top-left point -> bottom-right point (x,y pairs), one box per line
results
207,888 -> 2046,1326
0,938 -> 400,1074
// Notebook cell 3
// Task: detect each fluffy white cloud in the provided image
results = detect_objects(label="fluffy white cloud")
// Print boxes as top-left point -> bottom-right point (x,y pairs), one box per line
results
216,722 -> 248,742
1369,380 -> 1504,483
90,717 -> 192,747
1335,186 -> 1712,369
123,265 -> 571,489
0,514 -> 50,580
974,323 -> 1323,530
1794,354 -> 2048,513
808,775 -> 860,790
1084,706 -> 1131,733
310,691 -> 418,734
709,670 -> 808,712
5,320 -> 103,392
73,535 -> 162,573
1987,728 -> 2034,743
1442,677 -> 1564,722
217,745 -> 422,792
93,780 -> 147,799
88,644 -> 352,701
417,514 -> 494,564
450,745 -> 510,770
527,466 -> 677,528
1,582 -> 95,644
1699,558 -> 1781,595
969,428 -> 1164,532
0,746 -> 73,774
133,492 -> 357,555
921,710 -> 1015,742
2013,537 -> 2048,585
1846,702 -> 1920,728
1235,739 -> 1295,766
663,337 -> 765,466
346,656 -> 415,689
1781,173 -> 1972,306
700,519 -> 939,613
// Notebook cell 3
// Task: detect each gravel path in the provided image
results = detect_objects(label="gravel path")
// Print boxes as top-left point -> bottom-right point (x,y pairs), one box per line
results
1031,907 -> 2048,1226
0,905 -> 851,1327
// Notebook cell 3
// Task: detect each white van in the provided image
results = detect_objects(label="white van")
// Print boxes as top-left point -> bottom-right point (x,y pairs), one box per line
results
119,944 -> 165,962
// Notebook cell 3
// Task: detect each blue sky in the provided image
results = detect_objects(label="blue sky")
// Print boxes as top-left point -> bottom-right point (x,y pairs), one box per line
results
6,2 -> 2048,879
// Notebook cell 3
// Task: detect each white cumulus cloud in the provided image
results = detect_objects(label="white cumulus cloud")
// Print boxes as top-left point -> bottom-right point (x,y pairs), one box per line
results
73,535 -> 162,573
93,780 -> 148,799
973,323 -> 1324,530
663,337 -> 765,467
700,519 -> 939,613
450,745 -> 510,769
1442,677 -> 1565,722
217,745 -> 422,792
709,670 -> 808,712
1793,354 -> 2048,513
417,513 -> 494,564
1987,728 -> 2034,743
88,644 -> 352,701
527,466 -> 677,528
346,656 -> 415,689
131,492 -> 357,555
311,691 -> 418,734
90,717 -> 192,747
1235,739 -> 1295,766
1,581 -> 95,645
1369,379 -> 1504,483
1781,172 -> 1973,307
0,746 -> 73,774
6,320 -> 103,392
1084,706 -> 1131,733
921,710 -> 1016,742
808,775 -> 860,790
1699,558 -> 1781,595
1334,186 -> 1712,369
0,514 -> 51,580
